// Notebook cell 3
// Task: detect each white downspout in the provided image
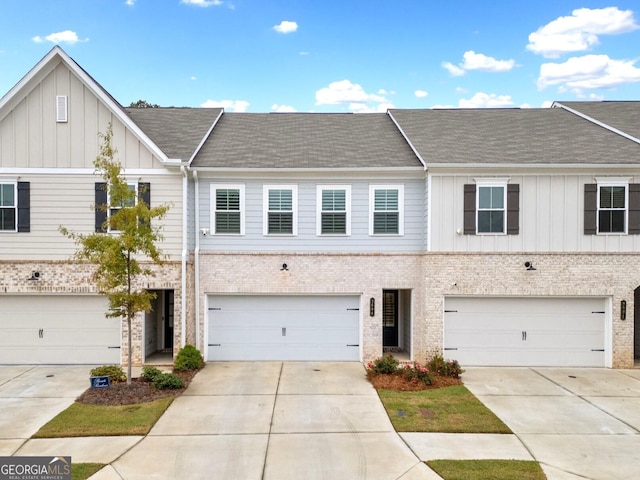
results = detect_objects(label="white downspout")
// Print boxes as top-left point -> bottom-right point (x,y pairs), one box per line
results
180,166 -> 188,348
193,170 -> 201,355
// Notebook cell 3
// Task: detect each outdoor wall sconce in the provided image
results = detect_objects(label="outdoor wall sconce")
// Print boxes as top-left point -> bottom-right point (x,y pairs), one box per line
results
28,271 -> 41,281
524,261 -> 536,271
280,263 -> 289,271
369,297 -> 375,317
621,300 -> 627,320
200,228 -> 209,236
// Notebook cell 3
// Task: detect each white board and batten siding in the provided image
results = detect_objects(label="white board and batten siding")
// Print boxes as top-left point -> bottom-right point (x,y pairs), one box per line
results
207,295 -> 361,361
443,297 -> 609,367
197,177 -> 426,252
430,173 -> 640,252
0,295 -> 121,364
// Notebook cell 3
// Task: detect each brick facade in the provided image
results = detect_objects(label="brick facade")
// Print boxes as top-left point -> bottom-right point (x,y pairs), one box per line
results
197,252 -> 424,364
0,260 -> 184,366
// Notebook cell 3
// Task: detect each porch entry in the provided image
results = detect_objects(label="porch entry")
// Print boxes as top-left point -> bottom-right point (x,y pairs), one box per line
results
382,289 -> 411,357
144,289 -> 175,362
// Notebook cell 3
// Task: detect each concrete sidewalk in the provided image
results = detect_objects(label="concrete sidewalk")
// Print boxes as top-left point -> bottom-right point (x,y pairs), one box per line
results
400,367 -> 640,480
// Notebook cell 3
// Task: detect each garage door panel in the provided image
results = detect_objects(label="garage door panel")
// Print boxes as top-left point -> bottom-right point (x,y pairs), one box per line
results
208,295 -> 360,361
0,295 -> 121,365
444,297 -> 606,367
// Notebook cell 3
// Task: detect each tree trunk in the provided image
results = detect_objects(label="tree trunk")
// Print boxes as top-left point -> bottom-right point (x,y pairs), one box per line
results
126,315 -> 132,386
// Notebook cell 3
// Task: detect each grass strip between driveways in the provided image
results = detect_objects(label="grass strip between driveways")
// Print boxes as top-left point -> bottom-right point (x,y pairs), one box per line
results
72,463 -> 105,480
32,397 -> 173,438
427,460 -> 547,480
377,385 -> 511,433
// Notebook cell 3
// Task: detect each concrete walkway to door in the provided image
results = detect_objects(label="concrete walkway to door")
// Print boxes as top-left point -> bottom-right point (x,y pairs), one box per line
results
91,362 -> 442,479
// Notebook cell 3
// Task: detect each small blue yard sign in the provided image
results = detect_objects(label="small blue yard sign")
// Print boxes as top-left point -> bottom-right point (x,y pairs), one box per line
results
90,376 -> 111,388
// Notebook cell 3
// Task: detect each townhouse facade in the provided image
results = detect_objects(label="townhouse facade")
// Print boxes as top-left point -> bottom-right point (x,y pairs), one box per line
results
1,47 -> 639,368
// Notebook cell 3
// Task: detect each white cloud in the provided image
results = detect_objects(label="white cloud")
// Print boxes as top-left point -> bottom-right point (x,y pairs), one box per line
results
442,61 -> 465,77
443,51 -> 515,76
527,7 -> 639,58
414,90 -> 428,98
200,99 -> 249,112
537,54 -> 640,90
461,51 -> 515,72
181,0 -> 223,6
273,21 -> 298,34
271,104 -> 297,112
541,101 -> 554,108
299,51 -> 310,56
190,76 -> 197,81
458,92 -> 515,108
315,79 -> 392,112
125,0 -> 135,5
32,30 -> 87,45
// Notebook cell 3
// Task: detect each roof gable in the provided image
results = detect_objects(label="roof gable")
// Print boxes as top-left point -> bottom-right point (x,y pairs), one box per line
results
0,46 -> 174,164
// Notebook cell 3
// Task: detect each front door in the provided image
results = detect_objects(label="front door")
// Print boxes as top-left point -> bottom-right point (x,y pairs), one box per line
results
164,290 -> 174,350
383,290 -> 399,347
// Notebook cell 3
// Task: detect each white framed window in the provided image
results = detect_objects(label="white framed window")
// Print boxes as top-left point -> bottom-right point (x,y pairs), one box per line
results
212,184 -> 245,235
476,179 -> 507,234
597,178 -> 629,234
263,185 -> 297,235
107,183 -> 137,233
317,185 -> 351,235
0,181 -> 17,232
369,185 -> 404,235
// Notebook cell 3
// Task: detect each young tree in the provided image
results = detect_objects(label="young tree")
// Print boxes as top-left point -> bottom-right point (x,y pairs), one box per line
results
60,124 -> 171,385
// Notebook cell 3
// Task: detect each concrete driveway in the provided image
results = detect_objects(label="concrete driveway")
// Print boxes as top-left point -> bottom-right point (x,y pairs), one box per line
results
0,366 -> 91,455
461,368 -> 640,480
101,362 -> 439,479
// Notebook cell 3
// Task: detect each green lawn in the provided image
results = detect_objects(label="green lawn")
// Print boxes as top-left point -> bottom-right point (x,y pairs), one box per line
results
33,397 -> 173,438
377,385 -> 511,433
427,460 -> 547,480
72,463 -> 105,480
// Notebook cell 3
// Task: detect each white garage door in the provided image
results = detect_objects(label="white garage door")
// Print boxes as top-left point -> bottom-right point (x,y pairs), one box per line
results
444,297 -> 606,367
207,295 -> 360,361
0,295 -> 121,365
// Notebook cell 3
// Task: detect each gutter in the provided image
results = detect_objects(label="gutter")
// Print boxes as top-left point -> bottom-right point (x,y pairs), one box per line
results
180,166 -> 188,348
193,170 -> 201,356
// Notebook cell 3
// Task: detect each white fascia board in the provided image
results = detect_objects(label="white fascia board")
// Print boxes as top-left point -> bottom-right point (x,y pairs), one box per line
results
0,46 -> 173,165
188,108 -> 225,166
554,102 -> 640,145
386,110 -> 427,170
0,167 -> 179,176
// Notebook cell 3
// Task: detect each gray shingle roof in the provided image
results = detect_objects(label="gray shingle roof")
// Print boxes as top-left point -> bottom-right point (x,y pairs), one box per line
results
126,107 -> 222,161
191,113 -> 422,169
556,101 -> 640,140
389,108 -> 640,166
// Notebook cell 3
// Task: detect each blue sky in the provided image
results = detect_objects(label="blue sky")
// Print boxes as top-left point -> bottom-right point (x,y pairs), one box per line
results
1,0 -> 640,112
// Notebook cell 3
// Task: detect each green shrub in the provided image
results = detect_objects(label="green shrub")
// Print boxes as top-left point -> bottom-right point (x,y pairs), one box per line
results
367,353 -> 399,375
400,362 -> 434,386
427,355 -> 464,378
174,344 -> 204,372
90,365 -> 126,383
140,366 -> 163,382
152,372 -> 184,390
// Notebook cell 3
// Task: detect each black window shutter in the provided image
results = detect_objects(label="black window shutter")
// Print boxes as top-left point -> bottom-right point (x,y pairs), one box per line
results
463,184 -> 476,235
506,184 -> 519,235
628,184 -> 640,234
95,182 -> 107,232
584,184 -> 597,235
17,182 -> 30,232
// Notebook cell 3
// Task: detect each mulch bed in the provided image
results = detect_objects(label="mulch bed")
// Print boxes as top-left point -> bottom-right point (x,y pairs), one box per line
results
76,370 -> 198,406
367,372 -> 462,391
